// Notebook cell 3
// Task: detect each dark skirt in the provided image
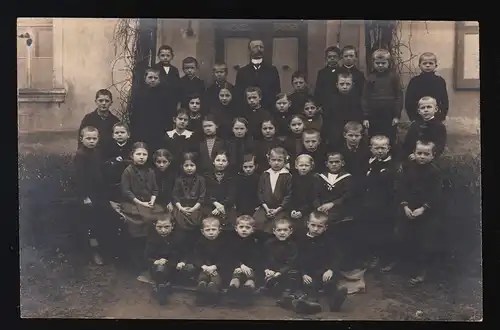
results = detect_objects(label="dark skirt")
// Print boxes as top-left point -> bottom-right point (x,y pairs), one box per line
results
121,202 -> 165,238
253,207 -> 287,234
172,206 -> 203,231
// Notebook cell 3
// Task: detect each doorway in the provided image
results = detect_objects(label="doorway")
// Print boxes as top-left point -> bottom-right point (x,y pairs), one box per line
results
214,20 -> 308,94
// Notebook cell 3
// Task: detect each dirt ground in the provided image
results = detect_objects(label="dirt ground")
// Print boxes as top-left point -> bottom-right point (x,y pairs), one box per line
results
19,243 -> 482,320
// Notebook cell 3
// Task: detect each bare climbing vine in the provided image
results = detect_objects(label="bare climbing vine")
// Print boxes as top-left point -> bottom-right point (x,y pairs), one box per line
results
108,19 -> 141,124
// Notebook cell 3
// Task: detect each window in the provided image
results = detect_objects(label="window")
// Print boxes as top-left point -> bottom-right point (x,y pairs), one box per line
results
455,21 -> 480,90
17,18 -> 65,103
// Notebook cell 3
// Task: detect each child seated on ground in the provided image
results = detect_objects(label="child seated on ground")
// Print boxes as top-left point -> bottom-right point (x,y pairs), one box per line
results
102,123 -> 132,202
292,211 -> 347,314
192,217 -> 229,304
359,135 -> 396,270
254,147 -> 292,236
234,154 -> 260,216
401,96 -> 447,162
203,150 -> 237,230
290,154 -> 320,231
172,152 -> 206,244
262,218 -> 301,307
74,126 -> 107,265
152,149 -> 176,213
388,140 -> 443,285
121,142 -> 164,274
145,214 -> 194,305
226,215 -> 262,300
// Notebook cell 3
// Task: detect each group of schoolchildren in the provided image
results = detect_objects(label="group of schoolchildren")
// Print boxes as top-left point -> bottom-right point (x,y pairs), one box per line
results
75,43 -> 448,314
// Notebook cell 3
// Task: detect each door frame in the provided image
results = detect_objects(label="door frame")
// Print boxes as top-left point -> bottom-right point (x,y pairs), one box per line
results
214,20 -> 308,73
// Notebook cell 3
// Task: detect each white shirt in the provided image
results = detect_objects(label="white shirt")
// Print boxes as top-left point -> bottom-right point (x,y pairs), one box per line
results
327,173 -> 338,183
265,167 -> 289,193
166,129 -> 194,139
163,66 -> 170,75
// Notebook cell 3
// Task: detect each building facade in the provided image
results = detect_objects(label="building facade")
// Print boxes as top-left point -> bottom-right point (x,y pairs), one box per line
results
17,19 -> 479,135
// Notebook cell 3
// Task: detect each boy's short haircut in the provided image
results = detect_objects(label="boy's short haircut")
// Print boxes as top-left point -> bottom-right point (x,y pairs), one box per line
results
415,139 -> 436,153
302,129 -> 321,139
268,146 -> 288,159
325,46 -> 341,56
419,52 -> 438,64
273,217 -> 292,228
213,62 -> 228,70
295,154 -> 315,169
275,92 -> 289,101
158,45 -> 174,55
112,122 -> 130,133
182,56 -> 198,67
370,135 -> 390,146
309,211 -> 328,224
187,93 -> 202,102
242,153 -> 256,164
155,212 -> 174,224
326,151 -> 344,161
144,67 -> 161,77
418,96 -> 437,106
372,49 -> 391,61
175,108 -> 190,118
235,215 -> 256,227
245,86 -> 262,98
202,216 -> 220,227
344,121 -> 363,133
202,113 -> 218,125
291,70 -> 307,82
80,126 -> 99,137
153,148 -> 174,162
341,45 -> 358,57
336,67 -> 353,81
95,89 -> 113,100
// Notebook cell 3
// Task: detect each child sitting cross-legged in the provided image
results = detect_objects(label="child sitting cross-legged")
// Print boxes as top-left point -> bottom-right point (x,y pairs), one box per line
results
192,217 -> 230,305
262,218 -> 302,309
226,215 -> 262,302
145,214 -> 194,305
292,211 -> 348,314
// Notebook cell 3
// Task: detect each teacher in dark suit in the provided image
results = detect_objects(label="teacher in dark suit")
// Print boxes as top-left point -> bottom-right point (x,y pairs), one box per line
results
235,39 -> 281,110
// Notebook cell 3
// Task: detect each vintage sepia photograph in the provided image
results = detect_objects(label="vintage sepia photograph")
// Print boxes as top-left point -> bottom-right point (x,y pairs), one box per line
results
18,18 -> 481,320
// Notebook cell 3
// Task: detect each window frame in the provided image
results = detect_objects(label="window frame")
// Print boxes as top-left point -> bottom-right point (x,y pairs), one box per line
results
454,21 -> 480,90
17,18 -> 66,103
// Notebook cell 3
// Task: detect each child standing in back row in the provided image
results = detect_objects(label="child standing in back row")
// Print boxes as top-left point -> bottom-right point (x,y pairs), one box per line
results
288,71 -> 313,115
362,49 -> 403,146
405,52 -> 449,122
314,46 -> 341,108
179,57 -> 206,109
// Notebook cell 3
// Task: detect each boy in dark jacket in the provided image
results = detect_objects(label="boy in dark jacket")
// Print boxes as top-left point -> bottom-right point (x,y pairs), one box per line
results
405,52 -> 449,122
74,126 -> 107,265
337,45 -> 366,99
362,49 -> 403,146
314,46 -> 341,108
335,121 -> 371,180
297,129 -> 328,174
226,215 -> 262,301
388,140 -> 443,285
205,62 -> 234,108
292,212 -> 348,314
192,217 -> 229,304
235,154 -> 261,216
263,218 -> 301,308
401,96 -> 447,162
359,135 -> 397,269
289,71 -> 313,115
179,57 -> 206,109
323,69 -> 364,148
244,86 -> 273,140
152,45 -> 181,120
145,215 -> 194,305
78,89 -> 120,150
